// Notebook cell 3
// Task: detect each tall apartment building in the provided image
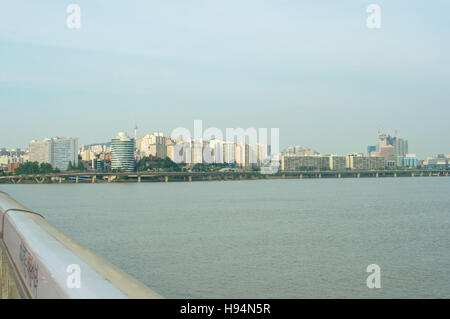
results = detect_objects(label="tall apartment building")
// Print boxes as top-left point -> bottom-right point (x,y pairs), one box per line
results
346,154 -> 385,170
329,155 -> 347,170
393,138 -> 408,166
223,141 -> 235,164
29,139 -> 51,164
138,133 -> 167,159
235,142 -> 248,168
281,155 -> 330,171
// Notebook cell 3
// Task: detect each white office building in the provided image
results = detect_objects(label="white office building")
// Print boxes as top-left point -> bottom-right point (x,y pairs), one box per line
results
29,137 -> 78,171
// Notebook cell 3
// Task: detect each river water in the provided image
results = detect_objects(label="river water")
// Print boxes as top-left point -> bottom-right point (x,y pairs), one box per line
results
1,177 -> 449,298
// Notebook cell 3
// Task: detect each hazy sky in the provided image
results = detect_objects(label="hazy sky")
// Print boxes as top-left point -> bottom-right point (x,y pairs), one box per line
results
1,0 -> 449,158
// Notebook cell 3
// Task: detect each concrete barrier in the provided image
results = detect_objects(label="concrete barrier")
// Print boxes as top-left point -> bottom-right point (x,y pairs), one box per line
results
0,191 -> 163,299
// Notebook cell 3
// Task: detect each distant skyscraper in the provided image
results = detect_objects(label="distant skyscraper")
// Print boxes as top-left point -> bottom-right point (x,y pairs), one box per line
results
29,139 -> 51,164
223,141 -> 235,164
29,137 -> 78,170
111,132 -> 136,172
393,138 -> 408,166
367,145 -> 376,156
51,137 -> 78,170
373,130 -> 409,166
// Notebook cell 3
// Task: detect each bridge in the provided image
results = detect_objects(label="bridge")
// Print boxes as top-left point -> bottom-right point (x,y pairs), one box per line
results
0,191 -> 163,298
0,169 -> 448,184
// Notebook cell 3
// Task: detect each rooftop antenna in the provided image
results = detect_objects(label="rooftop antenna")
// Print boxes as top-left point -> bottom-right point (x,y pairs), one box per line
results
134,122 -> 138,139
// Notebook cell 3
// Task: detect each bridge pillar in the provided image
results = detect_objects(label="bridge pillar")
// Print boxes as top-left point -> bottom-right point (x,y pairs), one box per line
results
76,176 -> 79,184
165,176 -> 168,183
34,177 -> 44,184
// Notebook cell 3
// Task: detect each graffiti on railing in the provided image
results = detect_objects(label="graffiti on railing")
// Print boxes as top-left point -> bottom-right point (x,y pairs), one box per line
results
19,241 -> 39,297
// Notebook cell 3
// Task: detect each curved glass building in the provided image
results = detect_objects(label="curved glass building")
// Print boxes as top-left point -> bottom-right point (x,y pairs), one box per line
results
111,132 -> 136,172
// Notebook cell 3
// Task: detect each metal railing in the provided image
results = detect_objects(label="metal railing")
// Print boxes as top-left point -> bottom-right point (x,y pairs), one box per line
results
0,190 -> 163,299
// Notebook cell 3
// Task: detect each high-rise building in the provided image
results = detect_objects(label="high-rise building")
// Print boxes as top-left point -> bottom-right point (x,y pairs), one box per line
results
223,142 -> 235,164
29,137 -> 78,170
235,142 -> 247,168
329,155 -> 347,170
347,154 -> 385,170
138,133 -> 167,159
51,137 -> 78,170
29,139 -> 51,164
393,138 -> 408,166
281,155 -> 330,171
255,143 -> 270,165
373,131 -> 409,166
191,139 -> 203,164
111,132 -> 136,172
208,139 -> 224,164
367,145 -> 376,156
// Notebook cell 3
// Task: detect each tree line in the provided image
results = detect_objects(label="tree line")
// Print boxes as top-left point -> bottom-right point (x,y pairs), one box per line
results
14,162 -> 60,175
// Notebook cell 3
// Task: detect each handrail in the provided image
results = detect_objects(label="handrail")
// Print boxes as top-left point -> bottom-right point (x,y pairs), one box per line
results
0,191 -> 163,299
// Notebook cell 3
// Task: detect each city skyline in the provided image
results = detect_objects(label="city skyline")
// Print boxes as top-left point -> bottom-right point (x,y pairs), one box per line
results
2,0 -> 450,305
0,125 -> 445,161
1,1 -> 449,159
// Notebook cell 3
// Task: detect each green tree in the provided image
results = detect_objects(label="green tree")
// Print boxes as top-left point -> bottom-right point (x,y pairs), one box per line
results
137,156 -> 181,172
39,163 -> 53,174
14,161 -> 59,175
76,160 -> 84,171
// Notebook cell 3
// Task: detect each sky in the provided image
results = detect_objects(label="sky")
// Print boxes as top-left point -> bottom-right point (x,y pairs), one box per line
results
0,0 -> 449,159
